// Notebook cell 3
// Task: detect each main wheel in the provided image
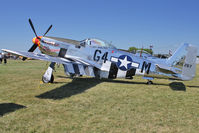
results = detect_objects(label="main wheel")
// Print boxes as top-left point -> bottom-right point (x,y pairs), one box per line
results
42,74 -> 54,83
50,74 -> 54,83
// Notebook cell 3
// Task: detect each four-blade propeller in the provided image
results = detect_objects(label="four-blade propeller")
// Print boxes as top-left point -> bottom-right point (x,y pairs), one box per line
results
23,19 -> 52,61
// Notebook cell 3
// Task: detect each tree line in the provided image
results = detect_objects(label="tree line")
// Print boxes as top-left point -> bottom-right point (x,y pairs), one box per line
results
128,47 -> 153,55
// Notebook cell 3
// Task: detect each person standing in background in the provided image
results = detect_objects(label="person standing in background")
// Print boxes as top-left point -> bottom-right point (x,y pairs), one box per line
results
0,53 -> 2,64
1,53 -> 7,64
4,54 -> 7,64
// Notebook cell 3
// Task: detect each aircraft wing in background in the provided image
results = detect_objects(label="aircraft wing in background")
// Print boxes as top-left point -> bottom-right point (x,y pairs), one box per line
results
2,49 -> 102,82
1,49 -> 94,67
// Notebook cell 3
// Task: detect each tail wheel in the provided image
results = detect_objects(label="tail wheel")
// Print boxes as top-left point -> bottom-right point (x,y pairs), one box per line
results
147,80 -> 153,85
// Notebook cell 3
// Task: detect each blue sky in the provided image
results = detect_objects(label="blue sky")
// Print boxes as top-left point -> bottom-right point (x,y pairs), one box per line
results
0,0 -> 199,54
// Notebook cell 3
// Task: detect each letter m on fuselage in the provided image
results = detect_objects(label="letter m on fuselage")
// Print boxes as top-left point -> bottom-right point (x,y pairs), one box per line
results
141,61 -> 151,74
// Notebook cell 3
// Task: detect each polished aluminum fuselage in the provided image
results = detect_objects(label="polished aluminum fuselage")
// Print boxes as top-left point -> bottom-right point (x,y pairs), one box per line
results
38,37 -> 195,81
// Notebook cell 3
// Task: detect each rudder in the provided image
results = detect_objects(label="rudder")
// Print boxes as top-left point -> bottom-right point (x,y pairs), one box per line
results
181,44 -> 197,80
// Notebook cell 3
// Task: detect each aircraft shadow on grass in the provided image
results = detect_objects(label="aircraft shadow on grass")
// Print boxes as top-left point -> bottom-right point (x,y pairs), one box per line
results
0,103 -> 26,116
36,78 -> 151,100
36,77 -> 196,100
168,82 -> 186,91
102,80 -> 187,91
36,78 -> 102,100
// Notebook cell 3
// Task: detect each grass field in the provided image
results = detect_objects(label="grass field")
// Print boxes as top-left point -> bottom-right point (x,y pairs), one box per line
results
0,60 -> 199,133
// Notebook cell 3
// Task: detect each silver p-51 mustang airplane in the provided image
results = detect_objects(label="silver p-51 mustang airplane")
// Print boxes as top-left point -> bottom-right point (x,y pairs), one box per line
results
2,19 -> 198,84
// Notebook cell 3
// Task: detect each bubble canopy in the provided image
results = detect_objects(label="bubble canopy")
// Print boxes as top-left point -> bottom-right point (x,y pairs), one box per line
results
81,38 -> 116,49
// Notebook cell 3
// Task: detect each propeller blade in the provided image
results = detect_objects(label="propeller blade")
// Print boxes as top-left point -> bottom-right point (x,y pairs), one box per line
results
28,44 -> 38,52
43,25 -> 52,37
29,19 -> 38,37
22,44 -> 38,61
22,57 -> 27,61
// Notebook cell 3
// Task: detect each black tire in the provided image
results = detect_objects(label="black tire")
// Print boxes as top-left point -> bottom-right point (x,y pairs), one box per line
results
50,74 -> 54,83
42,74 -> 54,83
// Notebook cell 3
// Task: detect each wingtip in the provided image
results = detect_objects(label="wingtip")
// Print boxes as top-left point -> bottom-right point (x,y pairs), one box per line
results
1,49 -> 8,52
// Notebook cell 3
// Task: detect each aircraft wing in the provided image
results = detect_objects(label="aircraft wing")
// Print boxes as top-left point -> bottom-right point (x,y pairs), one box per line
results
64,54 -> 101,69
1,49 -> 90,66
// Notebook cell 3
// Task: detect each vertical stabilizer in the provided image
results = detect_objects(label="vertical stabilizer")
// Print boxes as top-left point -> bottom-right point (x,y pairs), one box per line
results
166,43 -> 197,80
181,44 -> 197,80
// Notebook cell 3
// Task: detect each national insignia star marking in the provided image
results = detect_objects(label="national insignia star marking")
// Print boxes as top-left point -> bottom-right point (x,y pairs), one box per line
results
119,56 -> 131,69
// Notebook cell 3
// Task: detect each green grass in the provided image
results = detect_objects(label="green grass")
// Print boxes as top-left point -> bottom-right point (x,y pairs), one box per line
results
0,60 -> 199,133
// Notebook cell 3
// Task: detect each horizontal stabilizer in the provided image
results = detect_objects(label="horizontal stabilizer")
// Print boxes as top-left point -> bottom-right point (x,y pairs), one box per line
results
156,64 -> 180,74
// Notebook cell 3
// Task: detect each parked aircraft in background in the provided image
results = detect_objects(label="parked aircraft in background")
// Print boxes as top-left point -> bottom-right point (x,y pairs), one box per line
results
2,19 -> 198,84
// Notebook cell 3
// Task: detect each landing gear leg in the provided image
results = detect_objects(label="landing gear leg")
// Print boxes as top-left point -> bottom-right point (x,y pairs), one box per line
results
42,62 -> 55,83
